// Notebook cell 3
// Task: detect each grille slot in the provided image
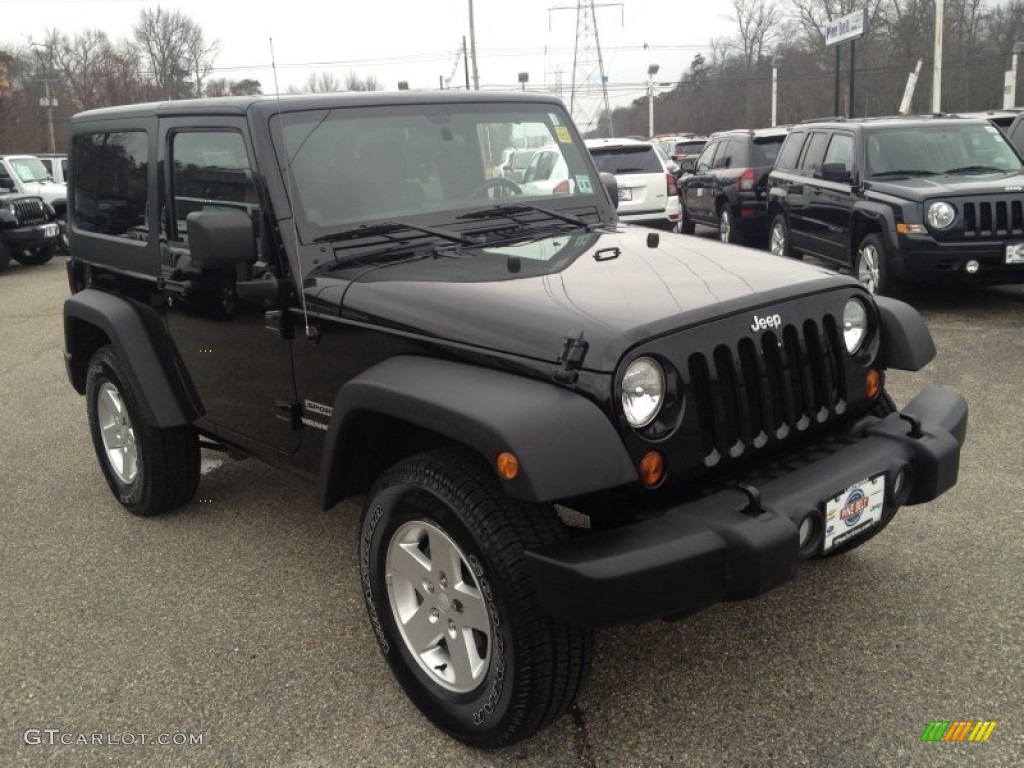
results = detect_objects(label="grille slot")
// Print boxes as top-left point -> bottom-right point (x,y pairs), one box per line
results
12,200 -> 47,226
689,318 -> 845,466
960,198 -> 1024,238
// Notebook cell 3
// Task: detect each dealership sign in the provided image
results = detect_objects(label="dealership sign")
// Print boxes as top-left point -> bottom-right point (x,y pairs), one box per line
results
824,9 -> 868,47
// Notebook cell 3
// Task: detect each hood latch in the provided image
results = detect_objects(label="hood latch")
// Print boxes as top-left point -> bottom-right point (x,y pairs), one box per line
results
554,332 -> 589,385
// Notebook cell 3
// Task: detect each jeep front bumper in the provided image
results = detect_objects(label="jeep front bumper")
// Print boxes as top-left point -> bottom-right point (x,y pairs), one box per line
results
523,384 -> 967,628
3,221 -> 60,249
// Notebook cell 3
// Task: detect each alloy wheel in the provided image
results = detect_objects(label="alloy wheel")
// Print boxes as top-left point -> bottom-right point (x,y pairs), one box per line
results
96,382 -> 138,484
857,243 -> 881,294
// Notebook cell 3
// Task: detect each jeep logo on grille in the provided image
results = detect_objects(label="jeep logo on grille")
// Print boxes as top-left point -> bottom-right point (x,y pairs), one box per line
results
750,313 -> 782,332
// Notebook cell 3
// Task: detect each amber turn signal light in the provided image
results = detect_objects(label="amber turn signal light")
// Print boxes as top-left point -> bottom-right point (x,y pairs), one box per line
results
496,452 -> 519,480
866,369 -> 881,399
639,451 -> 664,488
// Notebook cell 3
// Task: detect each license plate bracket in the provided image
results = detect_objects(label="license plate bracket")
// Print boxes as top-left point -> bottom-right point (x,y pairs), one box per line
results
823,473 -> 886,553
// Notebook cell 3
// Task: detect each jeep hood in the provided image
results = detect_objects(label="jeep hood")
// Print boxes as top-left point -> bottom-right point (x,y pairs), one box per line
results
866,171 -> 1024,200
16,180 -> 66,205
313,227 -> 853,371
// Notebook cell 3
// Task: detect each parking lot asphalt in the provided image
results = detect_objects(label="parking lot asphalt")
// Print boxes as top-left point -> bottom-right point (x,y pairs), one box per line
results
1,253 -> 1022,767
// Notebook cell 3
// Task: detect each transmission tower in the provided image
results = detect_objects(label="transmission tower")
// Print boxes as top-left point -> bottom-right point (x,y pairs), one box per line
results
569,2 -> 616,135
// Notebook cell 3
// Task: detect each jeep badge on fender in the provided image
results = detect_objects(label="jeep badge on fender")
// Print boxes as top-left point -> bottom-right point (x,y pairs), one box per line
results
63,90 -> 967,749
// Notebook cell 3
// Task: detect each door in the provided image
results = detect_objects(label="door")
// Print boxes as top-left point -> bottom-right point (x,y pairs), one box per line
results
788,131 -> 830,255
684,140 -> 720,221
807,132 -> 856,262
161,118 -> 300,452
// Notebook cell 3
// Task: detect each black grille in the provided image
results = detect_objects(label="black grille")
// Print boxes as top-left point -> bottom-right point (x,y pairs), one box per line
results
12,199 -> 47,226
687,317 -> 846,467
960,198 -> 1024,238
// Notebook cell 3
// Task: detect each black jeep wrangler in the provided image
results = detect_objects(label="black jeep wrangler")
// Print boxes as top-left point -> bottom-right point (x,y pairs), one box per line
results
63,92 -> 967,748
767,115 -> 1024,295
0,194 -> 62,273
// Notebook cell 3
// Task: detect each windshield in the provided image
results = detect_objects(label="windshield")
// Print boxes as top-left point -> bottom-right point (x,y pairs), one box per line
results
271,103 -> 602,239
9,157 -> 51,183
866,123 -> 1023,177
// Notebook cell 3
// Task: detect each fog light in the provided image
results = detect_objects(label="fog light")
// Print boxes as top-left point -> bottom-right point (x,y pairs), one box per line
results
639,451 -> 664,488
965,259 -> 980,274
798,516 -> 817,552
893,467 -> 909,500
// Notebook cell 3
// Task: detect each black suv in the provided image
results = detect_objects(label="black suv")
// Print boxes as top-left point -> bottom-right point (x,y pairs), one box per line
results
63,92 -> 966,749
767,116 -> 1024,295
0,194 -> 62,273
678,127 -> 788,244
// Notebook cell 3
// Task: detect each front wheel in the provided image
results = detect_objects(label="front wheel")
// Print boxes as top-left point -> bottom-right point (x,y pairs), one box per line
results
85,346 -> 200,516
13,242 -> 56,266
678,203 -> 696,235
854,232 -> 903,297
359,448 -> 591,748
768,214 -> 794,258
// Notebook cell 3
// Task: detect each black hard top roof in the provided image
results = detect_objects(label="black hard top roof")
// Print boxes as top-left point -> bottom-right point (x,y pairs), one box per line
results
71,90 -> 566,124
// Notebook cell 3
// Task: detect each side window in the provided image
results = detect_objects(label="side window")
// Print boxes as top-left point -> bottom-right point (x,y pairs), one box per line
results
713,140 -> 734,169
695,141 -> 718,172
170,131 -> 258,243
72,131 -> 149,239
798,132 -> 829,173
823,134 -> 854,172
39,158 -> 53,176
775,132 -> 805,170
0,162 -> 14,188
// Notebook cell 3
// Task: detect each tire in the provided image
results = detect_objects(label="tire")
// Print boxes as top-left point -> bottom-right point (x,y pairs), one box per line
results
854,232 -> 903,297
718,205 -> 742,245
823,389 -> 899,557
768,214 -> 794,258
59,215 -> 70,253
85,346 -> 200,516
13,242 -> 56,266
359,448 -> 592,748
0,239 -> 10,274
679,204 -> 696,235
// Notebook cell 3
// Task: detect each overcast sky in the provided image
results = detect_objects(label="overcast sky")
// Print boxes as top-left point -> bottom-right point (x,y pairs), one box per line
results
4,0 -> 737,112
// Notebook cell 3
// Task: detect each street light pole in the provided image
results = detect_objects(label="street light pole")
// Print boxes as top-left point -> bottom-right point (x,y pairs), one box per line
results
1004,42 -> 1024,108
467,0 -> 480,90
932,0 -> 944,112
647,63 -> 659,137
771,56 -> 783,127
29,42 -> 56,154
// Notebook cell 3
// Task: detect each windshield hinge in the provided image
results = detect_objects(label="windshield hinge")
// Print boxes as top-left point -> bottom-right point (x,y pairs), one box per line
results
554,332 -> 588,385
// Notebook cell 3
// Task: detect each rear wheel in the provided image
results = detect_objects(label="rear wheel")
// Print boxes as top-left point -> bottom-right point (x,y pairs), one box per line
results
718,205 -> 742,245
0,239 -> 10,273
359,448 -> 591,748
679,203 -> 696,235
13,242 -> 56,266
85,346 -> 200,516
768,214 -> 794,258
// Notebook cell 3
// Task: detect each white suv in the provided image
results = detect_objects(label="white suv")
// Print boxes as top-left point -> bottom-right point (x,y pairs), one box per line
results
585,138 -> 680,229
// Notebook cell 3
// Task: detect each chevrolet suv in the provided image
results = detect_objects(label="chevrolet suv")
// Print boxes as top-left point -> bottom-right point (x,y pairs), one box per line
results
63,92 -> 966,749
767,116 -> 1024,295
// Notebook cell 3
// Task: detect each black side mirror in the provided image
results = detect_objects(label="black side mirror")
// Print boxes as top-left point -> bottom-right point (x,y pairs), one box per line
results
599,171 -> 619,210
679,158 -> 697,174
819,162 -> 852,182
186,209 -> 257,268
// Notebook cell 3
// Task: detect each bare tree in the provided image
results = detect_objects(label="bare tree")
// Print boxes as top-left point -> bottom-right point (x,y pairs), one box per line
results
302,70 -> 342,93
133,6 -> 210,99
731,0 -> 782,68
344,71 -> 381,91
230,78 -> 261,95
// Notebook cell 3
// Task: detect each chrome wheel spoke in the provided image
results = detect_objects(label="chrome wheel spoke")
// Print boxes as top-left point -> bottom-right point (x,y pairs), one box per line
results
390,540 -> 431,584
402,601 -> 443,654
96,382 -> 138,484
448,627 -> 484,684
453,581 -> 489,632
101,420 -> 126,449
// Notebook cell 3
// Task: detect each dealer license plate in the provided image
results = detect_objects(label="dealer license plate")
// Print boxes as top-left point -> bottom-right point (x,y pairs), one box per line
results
41,223 -> 58,238
618,188 -> 632,202
823,474 -> 885,553
1005,243 -> 1024,264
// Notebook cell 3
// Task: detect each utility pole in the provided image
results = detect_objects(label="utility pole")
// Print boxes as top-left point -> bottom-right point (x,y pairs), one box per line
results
467,0 -> 480,90
29,42 -> 56,154
932,0 -> 944,112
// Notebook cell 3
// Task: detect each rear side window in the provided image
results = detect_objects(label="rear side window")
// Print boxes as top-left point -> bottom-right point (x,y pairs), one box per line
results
72,131 -> 148,239
695,141 -> 718,172
589,145 -> 663,174
712,140 -> 737,169
675,140 -> 705,157
775,132 -> 805,170
799,132 -> 830,172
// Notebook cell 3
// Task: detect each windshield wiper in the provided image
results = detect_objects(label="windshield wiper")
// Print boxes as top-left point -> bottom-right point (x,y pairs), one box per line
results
943,165 -> 1006,175
313,220 -> 477,246
457,202 -> 592,229
870,169 -> 939,178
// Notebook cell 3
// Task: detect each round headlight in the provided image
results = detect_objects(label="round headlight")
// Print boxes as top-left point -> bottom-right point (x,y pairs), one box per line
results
843,298 -> 868,354
621,357 -> 665,428
926,201 -> 955,229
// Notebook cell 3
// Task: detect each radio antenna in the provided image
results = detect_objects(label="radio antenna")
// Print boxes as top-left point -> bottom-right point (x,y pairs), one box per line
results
270,37 -> 312,339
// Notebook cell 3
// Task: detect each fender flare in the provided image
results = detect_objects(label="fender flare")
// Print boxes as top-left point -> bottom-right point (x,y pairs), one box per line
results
63,288 -> 200,427
875,296 -> 936,372
318,356 -> 637,508
850,202 -> 900,259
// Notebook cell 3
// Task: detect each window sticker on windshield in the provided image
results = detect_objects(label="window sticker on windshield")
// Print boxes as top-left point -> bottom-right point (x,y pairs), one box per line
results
549,113 -> 562,126
555,125 -> 572,144
576,175 -> 592,193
